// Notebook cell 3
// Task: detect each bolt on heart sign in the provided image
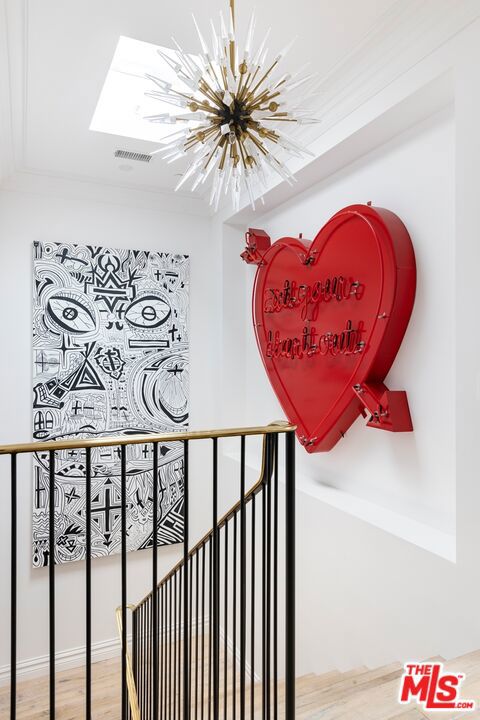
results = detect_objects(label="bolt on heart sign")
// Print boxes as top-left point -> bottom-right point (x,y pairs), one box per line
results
241,204 -> 416,452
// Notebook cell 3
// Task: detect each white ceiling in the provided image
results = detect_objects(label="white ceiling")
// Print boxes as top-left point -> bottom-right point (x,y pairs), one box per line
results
6,0 -> 398,204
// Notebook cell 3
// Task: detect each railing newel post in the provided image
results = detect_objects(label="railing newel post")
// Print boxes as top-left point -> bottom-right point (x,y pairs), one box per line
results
239,435 -> 246,720
183,439 -> 190,720
10,453 -> 17,720
153,441 -> 159,720
212,437 -> 219,720
285,430 -> 296,720
85,446 -> 92,720
121,444 -> 127,720
49,449 -> 56,720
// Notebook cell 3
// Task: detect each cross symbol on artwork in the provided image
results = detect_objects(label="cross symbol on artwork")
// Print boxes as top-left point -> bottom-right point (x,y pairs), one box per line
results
35,476 -> 46,508
168,324 -> 178,342
65,487 -> 80,504
35,352 -> 50,373
92,486 -> 123,534
55,247 -> 88,267
154,270 -> 162,281
166,364 -> 183,377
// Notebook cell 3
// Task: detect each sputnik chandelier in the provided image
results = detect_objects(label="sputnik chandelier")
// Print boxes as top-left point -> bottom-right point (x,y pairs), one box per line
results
145,0 -> 320,211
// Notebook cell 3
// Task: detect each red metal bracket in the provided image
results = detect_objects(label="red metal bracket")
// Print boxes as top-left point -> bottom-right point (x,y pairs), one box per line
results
352,382 -> 413,432
241,228 -> 271,265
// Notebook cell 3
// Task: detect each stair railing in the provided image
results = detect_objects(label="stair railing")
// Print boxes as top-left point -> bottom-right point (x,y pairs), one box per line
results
2,422 -> 296,720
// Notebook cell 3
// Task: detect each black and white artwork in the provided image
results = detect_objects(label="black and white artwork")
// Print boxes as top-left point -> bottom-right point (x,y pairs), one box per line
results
32,241 -> 189,567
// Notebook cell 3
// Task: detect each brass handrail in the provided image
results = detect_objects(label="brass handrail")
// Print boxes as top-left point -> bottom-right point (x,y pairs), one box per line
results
132,422 -> 280,610
115,605 -> 141,720
0,422 -> 296,455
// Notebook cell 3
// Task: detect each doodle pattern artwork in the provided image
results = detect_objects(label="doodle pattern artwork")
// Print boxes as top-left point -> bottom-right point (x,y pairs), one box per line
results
32,241 -> 189,567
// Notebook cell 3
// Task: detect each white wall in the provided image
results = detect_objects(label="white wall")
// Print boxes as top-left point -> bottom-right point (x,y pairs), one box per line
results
218,17 -> 480,676
244,108 -> 456,545
0,188 -> 221,672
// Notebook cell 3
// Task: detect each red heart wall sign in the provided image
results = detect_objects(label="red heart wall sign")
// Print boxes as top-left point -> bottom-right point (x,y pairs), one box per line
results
241,204 -> 416,453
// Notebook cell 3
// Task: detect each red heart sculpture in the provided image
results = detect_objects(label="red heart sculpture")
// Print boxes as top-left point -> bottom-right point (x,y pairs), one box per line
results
243,204 -> 416,452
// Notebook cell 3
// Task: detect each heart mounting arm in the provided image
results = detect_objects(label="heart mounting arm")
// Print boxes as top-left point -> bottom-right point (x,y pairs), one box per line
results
241,228 -> 271,265
352,382 -> 413,432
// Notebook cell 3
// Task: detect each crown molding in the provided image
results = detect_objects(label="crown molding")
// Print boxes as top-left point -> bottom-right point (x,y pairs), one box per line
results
2,168 -> 212,217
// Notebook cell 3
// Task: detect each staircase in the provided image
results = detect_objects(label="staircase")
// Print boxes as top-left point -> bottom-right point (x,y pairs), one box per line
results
3,650 -> 480,719
124,425 -> 296,720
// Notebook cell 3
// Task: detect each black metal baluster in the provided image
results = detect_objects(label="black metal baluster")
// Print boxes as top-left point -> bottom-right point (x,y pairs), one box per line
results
142,600 -> 148,718
179,568 -> 183,720
262,447 -> 267,720
212,438 -> 219,720
144,599 -> 148,720
285,432 -> 295,720
189,555 -> 193,720
10,453 -> 17,720
151,596 -> 154,720
140,601 -> 144,720
158,588 -> 161,720
233,512 -> 237,720
160,584 -> 164,720
167,580 -> 170,720
201,542 -> 206,720
85,447 -> 92,720
153,443 -> 159,720
121,444 -> 127,720
273,435 -> 279,720
49,449 -> 56,720
239,437 -> 246,720
266,436 -> 272,720
195,550 -> 200,720
183,440 -> 190,720
250,494 -> 255,720
174,571 -> 178,720
166,580 -> 170,720
149,595 -> 153,720
144,601 -> 148,720
168,574 -> 177,720
163,583 -> 167,720
223,522 -> 229,720
208,539 -> 212,720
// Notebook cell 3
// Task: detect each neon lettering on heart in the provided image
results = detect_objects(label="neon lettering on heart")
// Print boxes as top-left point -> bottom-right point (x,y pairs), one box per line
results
264,278 -> 363,321
266,320 -> 365,360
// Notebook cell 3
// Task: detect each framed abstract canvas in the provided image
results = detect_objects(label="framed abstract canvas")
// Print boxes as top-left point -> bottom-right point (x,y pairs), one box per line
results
32,241 -> 189,566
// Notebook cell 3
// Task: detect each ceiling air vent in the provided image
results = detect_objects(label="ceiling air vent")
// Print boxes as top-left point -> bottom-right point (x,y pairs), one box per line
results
114,149 -> 152,163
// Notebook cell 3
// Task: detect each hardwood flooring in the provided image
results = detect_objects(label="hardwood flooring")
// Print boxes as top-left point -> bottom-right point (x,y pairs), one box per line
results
1,649 -> 479,719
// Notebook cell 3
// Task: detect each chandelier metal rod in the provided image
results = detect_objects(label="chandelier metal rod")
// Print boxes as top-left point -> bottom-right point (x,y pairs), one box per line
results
229,0 -> 236,77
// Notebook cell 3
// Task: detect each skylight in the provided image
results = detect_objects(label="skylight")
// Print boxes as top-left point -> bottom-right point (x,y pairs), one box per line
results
90,36 -> 192,145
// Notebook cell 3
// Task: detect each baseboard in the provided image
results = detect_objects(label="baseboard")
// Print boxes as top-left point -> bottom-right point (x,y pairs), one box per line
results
0,616 -> 261,687
219,626 -> 261,684
0,634 -> 128,687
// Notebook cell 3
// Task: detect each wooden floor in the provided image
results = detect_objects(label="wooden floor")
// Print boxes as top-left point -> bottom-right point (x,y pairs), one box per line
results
1,649 -> 479,719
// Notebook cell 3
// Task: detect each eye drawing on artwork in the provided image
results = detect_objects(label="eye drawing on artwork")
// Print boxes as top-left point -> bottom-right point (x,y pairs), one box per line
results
124,292 -> 172,329
46,291 -> 98,335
